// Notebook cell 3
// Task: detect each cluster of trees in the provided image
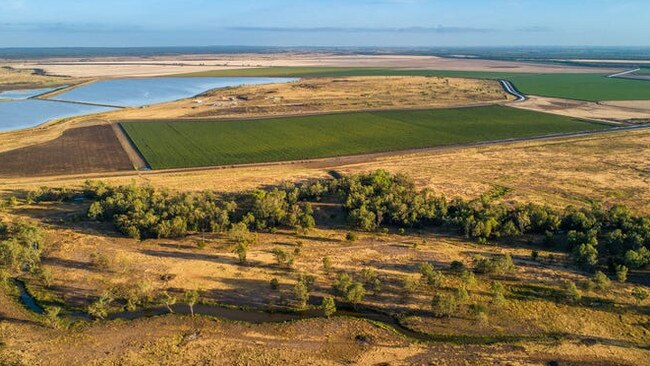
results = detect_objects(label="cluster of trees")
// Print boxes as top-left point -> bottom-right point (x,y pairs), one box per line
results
0,220 -> 44,273
84,181 -> 315,240
301,170 -> 649,270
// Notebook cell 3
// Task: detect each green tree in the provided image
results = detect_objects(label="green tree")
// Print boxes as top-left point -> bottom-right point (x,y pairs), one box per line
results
184,290 -> 199,316
345,282 -> 365,308
232,242 -> 248,264
322,296 -> 336,317
418,262 -> 444,288
293,280 -> 309,309
272,247 -> 295,268
431,293 -> 458,318
158,291 -> 177,313
334,272 -> 353,295
615,265 -> 628,283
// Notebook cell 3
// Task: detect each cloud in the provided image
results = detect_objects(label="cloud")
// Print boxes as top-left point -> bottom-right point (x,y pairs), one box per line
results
227,26 -> 496,34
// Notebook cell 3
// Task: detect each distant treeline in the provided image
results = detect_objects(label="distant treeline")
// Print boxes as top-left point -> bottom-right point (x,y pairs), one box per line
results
24,170 -> 650,271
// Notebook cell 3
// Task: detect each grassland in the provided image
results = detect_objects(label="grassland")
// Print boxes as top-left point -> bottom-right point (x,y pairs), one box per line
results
1,177 -> 649,365
0,66 -> 77,92
109,76 -> 509,121
179,67 -> 650,101
121,106 -> 607,169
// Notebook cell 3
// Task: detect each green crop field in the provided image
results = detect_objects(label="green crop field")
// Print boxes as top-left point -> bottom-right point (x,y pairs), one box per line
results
178,67 -> 650,101
122,106 -> 608,170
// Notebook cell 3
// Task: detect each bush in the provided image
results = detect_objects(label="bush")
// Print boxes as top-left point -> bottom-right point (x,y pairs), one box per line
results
615,265 -> 628,283
419,262 -> 444,288
592,271 -> 611,291
272,247 -> 295,268
322,296 -> 336,317
563,281 -> 582,303
431,293 -> 458,318
631,287 -> 648,305
473,254 -> 516,275
345,231 -> 358,242
270,278 -> 279,290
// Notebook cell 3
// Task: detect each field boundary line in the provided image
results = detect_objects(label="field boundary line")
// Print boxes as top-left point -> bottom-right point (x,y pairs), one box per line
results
111,122 -> 150,171
121,124 -> 649,175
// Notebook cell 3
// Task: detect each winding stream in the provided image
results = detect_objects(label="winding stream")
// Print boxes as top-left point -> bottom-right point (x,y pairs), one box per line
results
13,278 -> 431,342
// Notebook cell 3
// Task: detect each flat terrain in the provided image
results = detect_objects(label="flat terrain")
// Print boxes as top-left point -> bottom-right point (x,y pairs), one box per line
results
0,125 -> 133,177
0,66 -> 78,92
512,96 -> 650,122
109,76 -> 509,120
181,67 -> 650,102
2,128 -> 647,215
5,53 -> 615,78
121,106 -> 606,169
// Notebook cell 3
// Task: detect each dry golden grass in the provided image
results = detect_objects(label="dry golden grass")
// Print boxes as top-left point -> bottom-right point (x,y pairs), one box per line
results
109,76 -> 509,120
3,129 -> 648,215
1,201 -> 648,365
0,76 -> 506,156
0,66 -> 77,92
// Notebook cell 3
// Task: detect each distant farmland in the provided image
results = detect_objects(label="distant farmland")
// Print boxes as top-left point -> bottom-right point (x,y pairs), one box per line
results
178,67 -> 650,101
121,106 -> 608,170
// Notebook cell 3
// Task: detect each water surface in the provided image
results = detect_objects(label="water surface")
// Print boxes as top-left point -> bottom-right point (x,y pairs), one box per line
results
0,86 -> 61,100
0,99 -> 116,132
0,77 -> 295,132
53,77 -> 297,107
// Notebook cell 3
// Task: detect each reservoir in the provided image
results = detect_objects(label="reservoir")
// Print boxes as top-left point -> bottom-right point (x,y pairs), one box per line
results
0,77 -> 296,132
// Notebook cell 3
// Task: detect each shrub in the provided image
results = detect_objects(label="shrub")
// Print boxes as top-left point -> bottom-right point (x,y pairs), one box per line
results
345,282 -> 365,307
272,247 -> 295,268
592,271 -> 611,291
563,281 -> 582,303
293,280 -> 309,309
322,256 -> 333,274
418,262 -> 444,288
322,296 -> 336,317
450,260 -> 465,272
345,231 -> 358,242
615,265 -> 628,283
473,254 -> 516,275
270,278 -> 279,290
431,293 -> 458,318
631,287 -> 648,305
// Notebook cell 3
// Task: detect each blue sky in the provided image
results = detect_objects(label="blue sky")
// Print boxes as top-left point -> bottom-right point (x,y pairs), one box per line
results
1,0 -> 648,47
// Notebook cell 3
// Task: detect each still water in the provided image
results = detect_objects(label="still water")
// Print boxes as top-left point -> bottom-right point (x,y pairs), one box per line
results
0,77 -> 296,132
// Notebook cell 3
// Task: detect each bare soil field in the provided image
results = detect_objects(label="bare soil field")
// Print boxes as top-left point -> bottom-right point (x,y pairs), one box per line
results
0,125 -> 133,177
110,76 -> 509,120
2,129 -> 649,215
4,53 -> 616,78
0,76 -> 507,164
511,95 -> 650,122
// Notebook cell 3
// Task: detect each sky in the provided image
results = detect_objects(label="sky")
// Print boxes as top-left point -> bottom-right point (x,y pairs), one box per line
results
1,0 -> 649,48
